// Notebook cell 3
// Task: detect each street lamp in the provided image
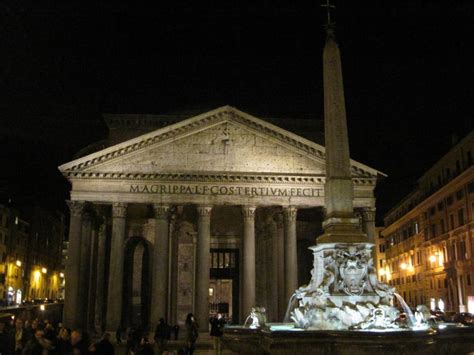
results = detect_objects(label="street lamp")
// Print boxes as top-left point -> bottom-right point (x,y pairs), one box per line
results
41,268 -> 47,274
16,260 -> 22,267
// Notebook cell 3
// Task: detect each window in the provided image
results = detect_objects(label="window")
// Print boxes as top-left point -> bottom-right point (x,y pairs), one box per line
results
430,207 -> 436,216
437,202 -> 444,211
440,219 -> 445,234
451,243 -> 457,261
430,224 -> 437,238
458,209 -> 465,226
445,279 -> 448,288
416,251 -> 422,265
379,244 -> 385,253
446,168 -> 451,179
450,214 -> 455,230
460,239 -> 467,260
438,279 -> 441,289
456,189 -> 464,201
468,181 -> 474,194
467,274 -> 472,286
447,196 -> 454,206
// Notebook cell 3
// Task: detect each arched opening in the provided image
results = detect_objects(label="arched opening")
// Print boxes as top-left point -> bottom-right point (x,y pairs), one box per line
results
123,236 -> 151,329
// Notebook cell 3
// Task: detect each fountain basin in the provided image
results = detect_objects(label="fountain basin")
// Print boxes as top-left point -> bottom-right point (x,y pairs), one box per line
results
222,323 -> 474,354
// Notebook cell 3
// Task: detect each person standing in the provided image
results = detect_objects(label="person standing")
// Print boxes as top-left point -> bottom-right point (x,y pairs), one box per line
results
209,314 -> 225,355
94,332 -> 115,355
0,320 -> 11,355
154,318 -> 170,354
184,314 -> 198,355
9,318 -> 29,354
22,329 -> 53,355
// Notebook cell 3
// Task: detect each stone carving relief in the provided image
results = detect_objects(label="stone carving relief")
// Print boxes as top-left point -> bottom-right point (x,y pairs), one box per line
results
90,122 -> 325,175
290,243 -> 398,330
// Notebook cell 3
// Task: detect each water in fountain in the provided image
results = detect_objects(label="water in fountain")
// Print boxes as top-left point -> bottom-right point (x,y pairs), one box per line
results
283,292 -> 298,322
394,293 -> 416,327
243,315 -> 252,327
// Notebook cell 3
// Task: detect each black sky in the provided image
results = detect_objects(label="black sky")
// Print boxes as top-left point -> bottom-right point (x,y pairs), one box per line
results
1,1 -> 473,223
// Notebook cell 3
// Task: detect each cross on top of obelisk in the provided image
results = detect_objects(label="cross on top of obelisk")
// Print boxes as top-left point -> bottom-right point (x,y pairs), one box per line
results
321,0 -> 336,36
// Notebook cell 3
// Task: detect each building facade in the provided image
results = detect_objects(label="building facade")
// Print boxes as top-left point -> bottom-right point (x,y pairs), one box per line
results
0,204 -> 65,305
59,106 -> 382,331
381,131 -> 474,313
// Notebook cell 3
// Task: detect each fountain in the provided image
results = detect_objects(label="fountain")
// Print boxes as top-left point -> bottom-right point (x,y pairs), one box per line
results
221,3 -> 474,354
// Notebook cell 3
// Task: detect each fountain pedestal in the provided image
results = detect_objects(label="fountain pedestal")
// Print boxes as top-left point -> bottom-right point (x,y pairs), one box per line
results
222,325 -> 474,355
288,242 -> 398,330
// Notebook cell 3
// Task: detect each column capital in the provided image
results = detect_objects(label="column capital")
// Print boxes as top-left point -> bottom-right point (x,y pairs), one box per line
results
283,206 -> 297,222
112,203 -> 128,218
153,204 -> 170,220
67,200 -> 85,217
241,206 -> 256,219
359,207 -> 376,223
197,205 -> 213,218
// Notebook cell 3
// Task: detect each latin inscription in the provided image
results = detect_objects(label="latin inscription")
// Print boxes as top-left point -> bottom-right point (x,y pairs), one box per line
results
130,184 -> 322,197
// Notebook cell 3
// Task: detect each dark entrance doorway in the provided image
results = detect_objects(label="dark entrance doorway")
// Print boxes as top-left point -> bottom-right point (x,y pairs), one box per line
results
123,236 -> 151,329
209,249 -> 239,324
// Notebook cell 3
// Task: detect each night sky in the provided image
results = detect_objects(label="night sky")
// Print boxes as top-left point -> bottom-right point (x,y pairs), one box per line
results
1,1 -> 473,224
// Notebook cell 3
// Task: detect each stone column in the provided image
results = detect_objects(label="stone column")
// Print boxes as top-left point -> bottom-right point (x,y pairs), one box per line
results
106,203 -> 127,331
275,212 -> 285,320
79,211 -> 92,328
151,204 -> 170,326
94,217 -> 107,333
242,206 -> 256,319
283,206 -> 298,302
87,217 -> 100,332
195,205 -> 212,331
63,200 -> 84,329
270,213 -> 279,322
169,211 -> 179,325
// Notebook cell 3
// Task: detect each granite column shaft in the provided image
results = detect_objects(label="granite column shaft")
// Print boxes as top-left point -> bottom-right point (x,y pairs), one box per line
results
242,206 -> 256,319
151,204 -> 170,326
63,201 -> 84,329
284,206 -> 298,302
106,203 -> 127,331
195,205 -> 212,331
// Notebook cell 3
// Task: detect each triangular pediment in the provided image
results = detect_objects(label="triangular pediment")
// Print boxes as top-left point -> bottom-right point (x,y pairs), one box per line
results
59,106 -> 382,178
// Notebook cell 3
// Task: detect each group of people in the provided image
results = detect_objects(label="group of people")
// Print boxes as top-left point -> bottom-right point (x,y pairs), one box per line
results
0,312 -> 226,355
0,317 -> 114,354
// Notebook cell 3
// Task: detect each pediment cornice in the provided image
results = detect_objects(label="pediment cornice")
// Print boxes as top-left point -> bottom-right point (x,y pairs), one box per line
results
60,171 -> 376,187
59,106 -> 383,178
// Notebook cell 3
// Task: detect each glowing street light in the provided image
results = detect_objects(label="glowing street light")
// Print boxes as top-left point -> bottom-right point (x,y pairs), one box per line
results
400,262 -> 407,270
429,255 -> 437,263
16,260 -> 22,267
59,272 -> 64,278
41,268 -> 47,274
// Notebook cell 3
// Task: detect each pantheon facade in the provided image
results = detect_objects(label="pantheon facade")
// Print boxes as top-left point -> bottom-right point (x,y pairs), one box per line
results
59,106 -> 381,331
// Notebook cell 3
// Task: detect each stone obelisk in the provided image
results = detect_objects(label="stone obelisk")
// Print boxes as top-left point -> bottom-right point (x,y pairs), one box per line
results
318,25 -> 366,244
288,7 -> 397,331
